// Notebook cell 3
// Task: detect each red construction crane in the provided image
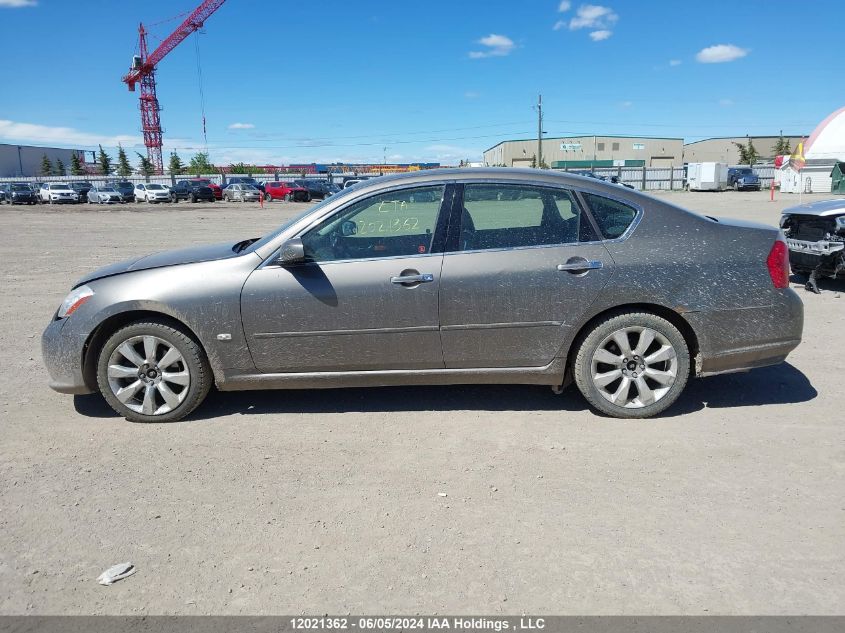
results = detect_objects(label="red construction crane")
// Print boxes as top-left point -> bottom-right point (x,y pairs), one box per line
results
122,0 -> 226,174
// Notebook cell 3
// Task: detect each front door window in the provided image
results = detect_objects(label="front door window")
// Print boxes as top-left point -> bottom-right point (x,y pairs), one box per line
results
301,185 -> 445,262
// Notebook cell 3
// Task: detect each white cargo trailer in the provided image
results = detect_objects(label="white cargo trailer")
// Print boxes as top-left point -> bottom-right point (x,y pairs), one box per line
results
686,162 -> 728,191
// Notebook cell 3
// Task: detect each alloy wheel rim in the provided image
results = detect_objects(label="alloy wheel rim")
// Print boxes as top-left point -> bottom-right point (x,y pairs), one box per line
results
590,326 -> 678,409
107,335 -> 190,415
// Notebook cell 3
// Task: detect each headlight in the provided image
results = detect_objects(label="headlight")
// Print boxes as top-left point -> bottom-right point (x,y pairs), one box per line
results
58,285 -> 94,319
779,215 -> 790,228
836,216 -> 845,232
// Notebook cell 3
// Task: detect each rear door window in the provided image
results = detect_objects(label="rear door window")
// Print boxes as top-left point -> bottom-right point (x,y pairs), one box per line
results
458,184 -> 582,251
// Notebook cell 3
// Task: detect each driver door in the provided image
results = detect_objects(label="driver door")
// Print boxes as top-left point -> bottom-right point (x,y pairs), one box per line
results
241,184 -> 451,373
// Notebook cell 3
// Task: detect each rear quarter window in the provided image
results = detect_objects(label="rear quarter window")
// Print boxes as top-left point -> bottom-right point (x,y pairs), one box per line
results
583,193 -> 638,239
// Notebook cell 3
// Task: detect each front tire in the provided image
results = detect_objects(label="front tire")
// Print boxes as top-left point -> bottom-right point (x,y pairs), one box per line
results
572,311 -> 690,419
264,192 -> 272,202
96,320 -> 212,423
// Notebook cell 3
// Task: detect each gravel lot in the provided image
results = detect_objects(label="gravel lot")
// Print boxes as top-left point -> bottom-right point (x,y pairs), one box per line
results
0,191 -> 842,615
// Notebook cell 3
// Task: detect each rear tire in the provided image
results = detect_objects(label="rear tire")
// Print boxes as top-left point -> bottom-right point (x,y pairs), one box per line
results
572,311 -> 690,419
264,192 -> 272,202
96,320 -> 212,423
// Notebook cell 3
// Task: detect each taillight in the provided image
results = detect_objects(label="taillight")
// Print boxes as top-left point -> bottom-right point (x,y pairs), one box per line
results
766,239 -> 790,288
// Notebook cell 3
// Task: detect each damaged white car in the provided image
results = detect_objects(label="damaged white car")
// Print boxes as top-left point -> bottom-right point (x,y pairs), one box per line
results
781,199 -> 845,293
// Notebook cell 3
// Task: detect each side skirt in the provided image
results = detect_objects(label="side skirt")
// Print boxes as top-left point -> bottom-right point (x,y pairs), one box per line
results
218,359 -> 567,391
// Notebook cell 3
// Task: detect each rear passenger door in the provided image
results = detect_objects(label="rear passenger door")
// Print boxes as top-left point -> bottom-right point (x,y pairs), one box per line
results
439,182 -> 614,369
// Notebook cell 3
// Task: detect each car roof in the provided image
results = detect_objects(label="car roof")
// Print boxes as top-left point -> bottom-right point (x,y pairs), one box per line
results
342,167 -> 634,196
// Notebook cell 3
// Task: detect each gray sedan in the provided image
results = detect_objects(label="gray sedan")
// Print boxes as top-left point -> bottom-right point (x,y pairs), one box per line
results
87,186 -> 125,204
42,168 -> 803,422
223,183 -> 262,202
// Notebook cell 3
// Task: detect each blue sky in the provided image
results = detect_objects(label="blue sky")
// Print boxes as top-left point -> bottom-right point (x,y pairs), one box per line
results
0,0 -> 840,165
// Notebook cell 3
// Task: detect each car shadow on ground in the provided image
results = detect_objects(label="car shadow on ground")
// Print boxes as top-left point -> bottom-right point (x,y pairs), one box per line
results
73,362 -> 816,422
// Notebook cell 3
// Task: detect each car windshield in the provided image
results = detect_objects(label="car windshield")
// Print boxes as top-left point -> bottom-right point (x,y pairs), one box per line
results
739,169 -> 753,175
247,187 -> 359,253
100,187 -> 117,193
147,184 -> 165,190
11,185 -> 29,191
243,185 -> 258,191
195,180 -> 212,186
52,185 -> 72,191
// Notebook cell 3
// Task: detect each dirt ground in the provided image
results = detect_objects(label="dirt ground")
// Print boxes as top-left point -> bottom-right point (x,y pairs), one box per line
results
0,191 -> 842,615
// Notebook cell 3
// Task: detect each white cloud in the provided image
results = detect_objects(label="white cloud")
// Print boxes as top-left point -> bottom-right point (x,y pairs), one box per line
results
589,29 -> 612,41
558,1 -> 571,11
695,44 -> 749,63
719,98 -> 734,107
0,119 -> 140,148
464,91 -> 480,99
669,59 -> 682,66
0,0 -> 37,7
569,4 -> 618,30
425,144 -> 481,162
553,20 -> 566,30
228,122 -> 255,130
619,100 -> 633,108
468,34 -> 515,59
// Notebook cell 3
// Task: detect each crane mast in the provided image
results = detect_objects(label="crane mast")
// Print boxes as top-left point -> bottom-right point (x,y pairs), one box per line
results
122,0 -> 226,174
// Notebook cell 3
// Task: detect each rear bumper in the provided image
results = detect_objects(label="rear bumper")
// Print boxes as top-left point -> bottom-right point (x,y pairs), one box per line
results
686,290 -> 804,376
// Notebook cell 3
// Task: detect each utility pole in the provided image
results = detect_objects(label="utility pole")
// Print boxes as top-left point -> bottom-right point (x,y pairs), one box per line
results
537,94 -> 543,169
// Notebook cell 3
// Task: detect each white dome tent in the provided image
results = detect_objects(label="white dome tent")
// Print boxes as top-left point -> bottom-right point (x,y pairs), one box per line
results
779,106 -> 845,193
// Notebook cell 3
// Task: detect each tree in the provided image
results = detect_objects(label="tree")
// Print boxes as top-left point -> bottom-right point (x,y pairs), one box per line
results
168,151 -> 184,175
70,152 -> 85,176
55,158 -> 65,176
773,134 -> 792,156
116,144 -> 133,177
188,151 -> 214,174
40,154 -> 53,176
136,152 -> 155,177
97,144 -> 112,175
746,138 -> 760,166
228,162 -> 260,174
733,141 -> 750,165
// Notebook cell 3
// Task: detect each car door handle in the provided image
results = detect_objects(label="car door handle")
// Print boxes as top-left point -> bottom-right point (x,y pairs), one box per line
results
557,258 -> 603,273
390,273 -> 434,285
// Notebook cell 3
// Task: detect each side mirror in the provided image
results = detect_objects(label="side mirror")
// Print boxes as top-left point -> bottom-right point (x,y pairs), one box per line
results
278,238 -> 306,266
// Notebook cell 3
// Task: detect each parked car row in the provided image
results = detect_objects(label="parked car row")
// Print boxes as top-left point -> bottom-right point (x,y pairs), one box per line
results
0,178 -> 344,206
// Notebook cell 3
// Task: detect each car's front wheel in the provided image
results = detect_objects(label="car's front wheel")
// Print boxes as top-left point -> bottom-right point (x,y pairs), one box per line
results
97,320 -> 212,423
572,311 -> 690,419
264,192 -> 272,202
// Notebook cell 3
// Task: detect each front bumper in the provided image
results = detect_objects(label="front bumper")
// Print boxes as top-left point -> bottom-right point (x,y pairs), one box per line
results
41,317 -> 94,394
786,238 -> 845,256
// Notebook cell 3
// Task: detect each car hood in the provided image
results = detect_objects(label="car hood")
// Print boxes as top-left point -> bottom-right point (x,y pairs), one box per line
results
782,199 -> 845,217
74,241 -> 244,287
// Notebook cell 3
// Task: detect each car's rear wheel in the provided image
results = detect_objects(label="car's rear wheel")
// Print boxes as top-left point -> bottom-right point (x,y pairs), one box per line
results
284,193 -> 291,202
264,192 -> 272,202
573,311 -> 690,419
97,321 -> 211,423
